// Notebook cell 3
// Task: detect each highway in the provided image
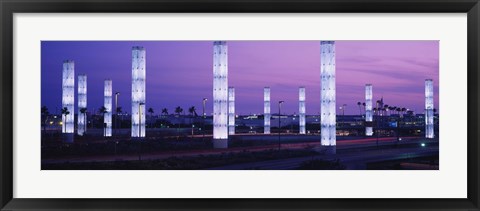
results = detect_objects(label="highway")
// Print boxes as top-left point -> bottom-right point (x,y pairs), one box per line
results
207,145 -> 438,170
42,136 -> 437,169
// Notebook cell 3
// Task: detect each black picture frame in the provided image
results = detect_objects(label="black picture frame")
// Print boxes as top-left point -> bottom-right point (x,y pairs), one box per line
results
1,0 -> 479,210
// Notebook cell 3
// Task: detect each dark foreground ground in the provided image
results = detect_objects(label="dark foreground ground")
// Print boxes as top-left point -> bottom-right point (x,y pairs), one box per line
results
42,134 -> 439,170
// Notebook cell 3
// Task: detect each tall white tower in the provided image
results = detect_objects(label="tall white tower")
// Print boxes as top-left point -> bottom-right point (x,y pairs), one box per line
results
62,60 -> 75,141
131,46 -> 146,138
264,87 -> 271,134
320,41 -> 336,153
365,84 -> 373,136
228,87 -> 235,135
104,79 -> 112,137
425,79 -> 434,138
77,74 -> 87,136
213,41 -> 229,148
299,87 -> 306,134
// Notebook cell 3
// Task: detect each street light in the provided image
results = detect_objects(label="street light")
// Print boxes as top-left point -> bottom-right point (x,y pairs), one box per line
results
115,92 -> 120,136
376,101 -> 379,148
278,101 -> 284,150
203,98 -> 208,117
202,98 -> 207,140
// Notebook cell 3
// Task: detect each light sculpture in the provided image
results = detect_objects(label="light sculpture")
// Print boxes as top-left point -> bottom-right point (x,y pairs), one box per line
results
228,87 -> 235,135
320,41 -> 336,153
77,74 -> 87,136
213,41 -> 229,148
299,87 -> 306,134
131,46 -> 146,138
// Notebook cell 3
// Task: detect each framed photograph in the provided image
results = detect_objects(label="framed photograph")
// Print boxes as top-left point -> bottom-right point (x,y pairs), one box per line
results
1,0 -> 479,210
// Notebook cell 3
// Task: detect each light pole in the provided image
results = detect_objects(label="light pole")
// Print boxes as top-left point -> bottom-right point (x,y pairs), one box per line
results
278,101 -> 284,150
376,101 -> 379,148
343,104 -> 347,116
115,92 -> 120,136
202,98 -> 207,140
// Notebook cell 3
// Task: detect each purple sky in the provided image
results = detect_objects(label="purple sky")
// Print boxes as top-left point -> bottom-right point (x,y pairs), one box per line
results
41,41 -> 439,116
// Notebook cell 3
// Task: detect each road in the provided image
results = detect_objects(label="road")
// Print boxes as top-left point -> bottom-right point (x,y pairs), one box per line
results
207,145 -> 438,170
42,136 -> 433,165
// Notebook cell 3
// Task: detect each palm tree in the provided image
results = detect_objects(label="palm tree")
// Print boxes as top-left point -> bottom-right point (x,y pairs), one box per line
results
162,108 -> 168,116
396,107 -> 401,116
41,106 -> 49,137
99,106 -> 107,115
188,106 -> 198,117
148,108 -> 154,128
99,106 -> 107,136
79,107 -> 88,134
362,102 -> 366,114
61,107 -> 70,132
116,106 -> 122,114
175,106 -> 183,131
175,106 -> 183,115
188,106 -> 197,136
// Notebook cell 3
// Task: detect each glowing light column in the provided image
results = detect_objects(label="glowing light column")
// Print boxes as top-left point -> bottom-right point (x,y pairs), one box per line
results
228,87 -> 235,135
132,46 -> 146,138
299,87 -> 306,134
320,41 -> 336,153
62,60 -> 74,142
213,41 -> 228,148
77,74 -> 87,136
264,87 -> 271,134
104,80 -> 112,137
365,84 -> 373,136
425,79 -> 434,138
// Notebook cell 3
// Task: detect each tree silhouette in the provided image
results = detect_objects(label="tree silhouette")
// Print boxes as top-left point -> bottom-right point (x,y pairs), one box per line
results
162,108 -> 168,116
61,107 -> 70,132
148,108 -> 154,128
175,106 -> 183,132
188,106 -> 198,117
41,106 -> 49,137
175,106 -> 183,116
80,107 -> 88,134
188,106 -> 197,136
99,106 -> 107,135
